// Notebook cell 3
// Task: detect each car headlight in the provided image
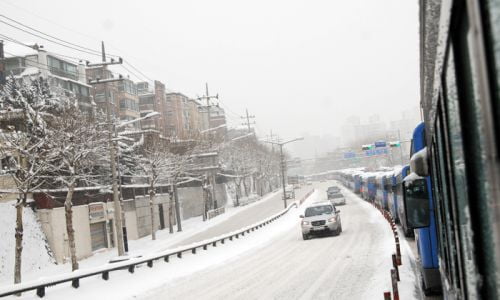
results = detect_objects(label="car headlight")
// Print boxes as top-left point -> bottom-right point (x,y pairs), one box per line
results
328,217 -> 337,223
301,221 -> 310,225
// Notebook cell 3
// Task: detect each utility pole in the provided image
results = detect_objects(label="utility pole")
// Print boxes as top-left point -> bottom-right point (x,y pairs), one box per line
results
266,130 -> 278,154
87,42 -> 127,256
0,40 -> 5,85
262,137 -> 304,208
241,109 -> 255,133
197,83 -> 219,134
197,83 -> 219,211
279,144 -> 287,207
397,129 -> 404,165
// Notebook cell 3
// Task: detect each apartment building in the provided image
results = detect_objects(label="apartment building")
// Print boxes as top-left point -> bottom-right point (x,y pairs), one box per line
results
199,105 -> 227,138
2,42 -> 93,112
165,92 -> 189,139
137,81 -> 167,135
86,67 -> 140,130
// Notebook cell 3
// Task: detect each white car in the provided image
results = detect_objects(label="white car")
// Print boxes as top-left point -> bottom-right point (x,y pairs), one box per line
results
329,193 -> 346,205
300,201 -> 342,240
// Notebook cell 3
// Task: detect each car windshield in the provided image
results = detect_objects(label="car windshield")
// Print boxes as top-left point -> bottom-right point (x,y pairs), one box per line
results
330,193 -> 343,199
305,205 -> 333,217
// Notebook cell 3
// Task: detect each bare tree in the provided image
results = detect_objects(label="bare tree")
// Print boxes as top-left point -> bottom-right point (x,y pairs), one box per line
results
0,78 -> 61,284
46,104 -> 108,271
136,138 -> 171,240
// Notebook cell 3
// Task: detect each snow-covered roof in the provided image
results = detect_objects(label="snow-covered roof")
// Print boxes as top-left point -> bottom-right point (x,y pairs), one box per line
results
50,74 -> 92,88
3,41 -> 38,58
19,66 -> 41,77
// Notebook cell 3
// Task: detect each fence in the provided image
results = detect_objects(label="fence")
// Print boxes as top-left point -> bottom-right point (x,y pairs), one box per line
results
299,189 -> 315,205
207,207 -> 226,219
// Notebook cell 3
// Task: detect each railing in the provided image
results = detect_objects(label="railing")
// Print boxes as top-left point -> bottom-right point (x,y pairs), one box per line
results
299,189 -> 315,205
0,200 -> 302,298
207,206 -> 225,219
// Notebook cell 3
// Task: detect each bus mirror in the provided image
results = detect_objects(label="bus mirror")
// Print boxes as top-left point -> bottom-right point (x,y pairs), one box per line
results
403,176 -> 430,229
410,147 -> 429,177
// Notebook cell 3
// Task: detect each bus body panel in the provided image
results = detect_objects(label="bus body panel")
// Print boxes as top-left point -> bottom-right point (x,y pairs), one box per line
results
411,122 -> 441,291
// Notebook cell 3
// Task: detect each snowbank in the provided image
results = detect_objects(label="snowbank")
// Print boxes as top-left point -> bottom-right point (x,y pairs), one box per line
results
0,201 -> 55,284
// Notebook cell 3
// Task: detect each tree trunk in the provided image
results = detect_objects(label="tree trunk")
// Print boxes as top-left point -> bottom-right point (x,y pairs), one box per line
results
233,179 -> 240,207
173,183 -> 182,232
202,181 -> 207,221
14,195 -> 25,284
149,183 -> 156,240
64,182 -> 79,271
168,187 -> 174,233
242,178 -> 249,197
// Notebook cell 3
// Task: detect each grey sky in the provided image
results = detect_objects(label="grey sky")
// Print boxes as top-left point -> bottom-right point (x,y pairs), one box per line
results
1,0 -> 420,155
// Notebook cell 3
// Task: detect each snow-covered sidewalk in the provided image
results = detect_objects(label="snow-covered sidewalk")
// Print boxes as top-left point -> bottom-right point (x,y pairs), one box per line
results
3,190 -> 318,299
0,190 -> 282,287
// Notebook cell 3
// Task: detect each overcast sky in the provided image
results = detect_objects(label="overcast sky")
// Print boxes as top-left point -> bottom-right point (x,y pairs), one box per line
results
1,0 -> 420,156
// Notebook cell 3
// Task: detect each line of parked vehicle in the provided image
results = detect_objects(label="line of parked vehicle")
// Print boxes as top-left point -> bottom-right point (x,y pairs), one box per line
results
335,123 -> 441,296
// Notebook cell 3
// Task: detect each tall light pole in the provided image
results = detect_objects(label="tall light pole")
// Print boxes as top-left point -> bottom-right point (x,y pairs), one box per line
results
87,42 -> 127,256
89,43 -> 160,256
262,137 -> 304,208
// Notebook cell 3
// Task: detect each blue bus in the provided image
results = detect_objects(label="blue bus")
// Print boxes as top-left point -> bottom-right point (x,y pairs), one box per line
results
360,174 -> 369,200
353,174 -> 361,194
375,173 -> 390,210
403,123 -> 441,294
394,166 -> 410,233
367,175 -> 376,202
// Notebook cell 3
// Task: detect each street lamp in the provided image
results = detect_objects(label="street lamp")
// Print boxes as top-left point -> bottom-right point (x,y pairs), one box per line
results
262,137 -> 304,208
109,112 -> 160,255
200,123 -> 227,133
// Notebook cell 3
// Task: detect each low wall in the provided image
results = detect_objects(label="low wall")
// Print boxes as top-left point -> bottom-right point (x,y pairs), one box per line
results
38,205 -> 93,264
178,184 -> 227,220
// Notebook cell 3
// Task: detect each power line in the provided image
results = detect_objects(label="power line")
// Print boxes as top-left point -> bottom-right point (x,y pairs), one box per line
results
0,34 -> 146,85
0,19 -> 105,58
119,64 -> 153,86
0,14 -> 114,58
0,33 -> 84,64
0,9 -> 159,88
0,0 -> 102,43
0,32 -> 33,49
123,61 -> 154,83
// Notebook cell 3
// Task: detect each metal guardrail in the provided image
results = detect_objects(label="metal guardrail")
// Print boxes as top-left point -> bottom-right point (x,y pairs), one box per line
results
0,193 -> 312,298
299,189 -> 315,205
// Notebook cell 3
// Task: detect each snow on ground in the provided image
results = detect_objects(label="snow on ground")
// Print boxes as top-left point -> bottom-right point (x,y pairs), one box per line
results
140,182 -> 415,300
0,201 -> 55,284
1,182 -> 422,300
0,189 -> 281,286
342,185 -> 421,299
4,190 -> 318,299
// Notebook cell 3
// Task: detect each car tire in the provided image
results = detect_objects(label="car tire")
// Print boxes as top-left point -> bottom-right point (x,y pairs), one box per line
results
302,233 -> 309,240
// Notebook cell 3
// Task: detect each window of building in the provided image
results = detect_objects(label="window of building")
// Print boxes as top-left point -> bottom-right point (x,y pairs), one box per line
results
47,56 -> 78,80
118,80 -> 138,95
120,98 -> 139,111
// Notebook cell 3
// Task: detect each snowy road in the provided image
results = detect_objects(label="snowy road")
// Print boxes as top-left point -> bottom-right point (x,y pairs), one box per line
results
140,182 -> 399,300
173,187 -> 313,248
10,182 -> 415,300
